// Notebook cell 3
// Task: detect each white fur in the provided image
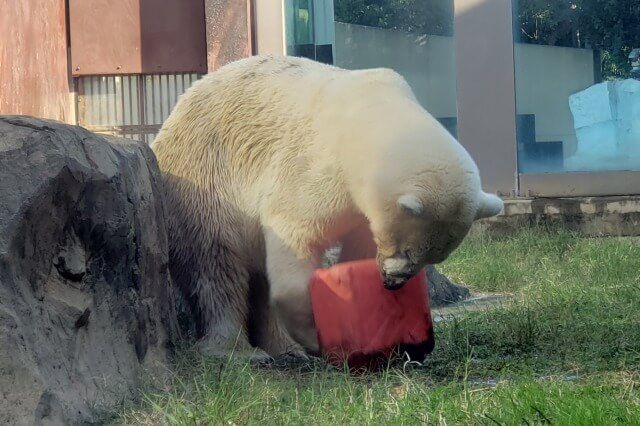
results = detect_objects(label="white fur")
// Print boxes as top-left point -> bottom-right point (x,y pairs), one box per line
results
151,55 -> 503,356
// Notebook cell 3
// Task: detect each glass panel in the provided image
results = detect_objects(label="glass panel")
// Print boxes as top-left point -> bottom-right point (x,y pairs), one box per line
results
284,0 -> 457,136
285,0 -> 316,59
513,0 -> 640,174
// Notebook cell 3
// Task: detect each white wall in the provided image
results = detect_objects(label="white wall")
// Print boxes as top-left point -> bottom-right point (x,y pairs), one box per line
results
335,22 -> 596,151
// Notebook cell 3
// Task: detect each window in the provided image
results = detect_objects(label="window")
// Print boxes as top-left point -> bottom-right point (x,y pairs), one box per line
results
285,0 -> 335,64
513,0 -> 640,174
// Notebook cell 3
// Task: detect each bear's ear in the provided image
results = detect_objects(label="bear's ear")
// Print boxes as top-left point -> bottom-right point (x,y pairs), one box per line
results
475,192 -> 504,220
397,194 -> 424,216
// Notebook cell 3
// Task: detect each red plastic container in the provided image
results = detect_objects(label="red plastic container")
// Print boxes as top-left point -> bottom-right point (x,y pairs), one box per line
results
309,259 -> 434,371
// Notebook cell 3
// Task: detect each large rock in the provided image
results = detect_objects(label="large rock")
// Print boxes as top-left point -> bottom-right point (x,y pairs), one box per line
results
0,116 -> 179,425
426,265 -> 470,307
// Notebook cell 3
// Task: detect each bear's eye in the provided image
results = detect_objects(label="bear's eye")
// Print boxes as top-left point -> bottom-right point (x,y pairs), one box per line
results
403,248 -> 420,264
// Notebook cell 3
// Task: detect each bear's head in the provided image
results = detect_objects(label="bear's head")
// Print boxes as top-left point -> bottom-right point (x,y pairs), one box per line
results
371,189 -> 502,290
355,107 -> 504,290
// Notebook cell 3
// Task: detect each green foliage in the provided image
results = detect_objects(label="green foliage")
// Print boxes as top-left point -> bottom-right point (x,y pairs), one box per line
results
516,0 -> 580,46
516,0 -> 640,78
334,0 -> 640,79
334,0 -> 453,36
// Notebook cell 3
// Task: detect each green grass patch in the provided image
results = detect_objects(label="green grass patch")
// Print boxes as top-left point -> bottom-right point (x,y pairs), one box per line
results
116,228 -> 640,425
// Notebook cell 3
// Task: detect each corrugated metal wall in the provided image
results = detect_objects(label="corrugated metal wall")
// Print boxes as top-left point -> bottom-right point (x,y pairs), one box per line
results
76,73 -> 201,143
2,0 -> 253,136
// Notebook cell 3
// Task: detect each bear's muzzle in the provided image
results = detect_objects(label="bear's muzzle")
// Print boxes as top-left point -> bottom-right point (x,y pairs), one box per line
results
381,258 -> 418,290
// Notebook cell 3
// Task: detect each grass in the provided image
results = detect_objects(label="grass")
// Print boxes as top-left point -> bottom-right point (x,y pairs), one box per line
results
116,228 -> 640,425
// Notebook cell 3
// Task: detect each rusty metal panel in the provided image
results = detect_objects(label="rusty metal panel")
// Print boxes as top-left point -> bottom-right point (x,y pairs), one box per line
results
68,0 -> 207,76
0,0 -> 73,122
204,0 -> 253,71
519,172 -> 640,197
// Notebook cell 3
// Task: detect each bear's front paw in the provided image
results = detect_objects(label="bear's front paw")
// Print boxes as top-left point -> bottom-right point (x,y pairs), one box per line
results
249,351 -> 276,366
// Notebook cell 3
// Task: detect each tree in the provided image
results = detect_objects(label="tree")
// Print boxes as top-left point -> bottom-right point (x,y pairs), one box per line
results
515,0 -> 640,78
576,0 -> 640,78
515,0 -> 579,47
334,0 -> 453,36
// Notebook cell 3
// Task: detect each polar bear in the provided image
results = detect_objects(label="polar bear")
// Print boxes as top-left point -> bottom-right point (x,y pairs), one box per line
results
151,54 -> 503,361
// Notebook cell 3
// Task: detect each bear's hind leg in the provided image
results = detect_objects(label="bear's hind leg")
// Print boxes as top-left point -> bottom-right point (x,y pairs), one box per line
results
247,272 -> 308,359
263,227 -> 320,355
193,248 -> 273,364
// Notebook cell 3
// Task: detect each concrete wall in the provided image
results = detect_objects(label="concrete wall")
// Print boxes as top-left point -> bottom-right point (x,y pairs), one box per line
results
475,195 -> 640,237
514,43 -> 595,154
335,22 -> 595,151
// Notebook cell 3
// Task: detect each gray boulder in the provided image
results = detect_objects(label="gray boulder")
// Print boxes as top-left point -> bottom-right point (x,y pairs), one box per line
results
426,265 -> 470,307
0,116 -> 179,425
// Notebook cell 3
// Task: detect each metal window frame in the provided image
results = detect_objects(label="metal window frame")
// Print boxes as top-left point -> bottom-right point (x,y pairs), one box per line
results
454,0 -> 518,197
519,172 -> 640,197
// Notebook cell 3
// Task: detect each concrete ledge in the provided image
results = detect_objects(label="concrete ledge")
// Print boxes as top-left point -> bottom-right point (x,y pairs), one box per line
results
474,196 -> 640,237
